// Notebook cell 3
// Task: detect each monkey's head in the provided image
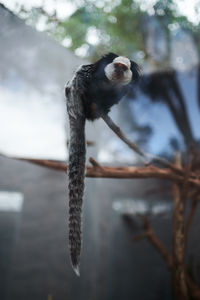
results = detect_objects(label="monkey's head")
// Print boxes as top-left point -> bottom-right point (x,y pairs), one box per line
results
104,56 -> 133,85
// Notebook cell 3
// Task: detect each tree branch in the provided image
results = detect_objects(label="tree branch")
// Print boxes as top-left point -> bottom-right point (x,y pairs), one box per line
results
101,114 -> 183,175
2,153 -> 200,188
89,157 -> 104,170
131,213 -> 200,299
140,215 -> 173,269
0,153 -> 184,180
101,114 -> 146,159
172,156 -> 189,299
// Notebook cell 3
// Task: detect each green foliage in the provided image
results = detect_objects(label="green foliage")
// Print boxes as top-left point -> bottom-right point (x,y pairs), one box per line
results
19,0 -> 200,62
44,0 -> 147,61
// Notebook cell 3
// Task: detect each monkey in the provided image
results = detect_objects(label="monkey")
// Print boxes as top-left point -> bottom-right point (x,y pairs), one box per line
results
65,52 -> 140,276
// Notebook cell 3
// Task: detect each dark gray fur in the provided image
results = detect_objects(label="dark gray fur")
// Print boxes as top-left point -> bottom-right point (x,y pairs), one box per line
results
65,65 -> 93,276
65,55 -> 140,276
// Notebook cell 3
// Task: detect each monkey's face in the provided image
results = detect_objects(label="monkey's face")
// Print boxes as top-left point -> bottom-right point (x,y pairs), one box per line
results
104,56 -> 132,85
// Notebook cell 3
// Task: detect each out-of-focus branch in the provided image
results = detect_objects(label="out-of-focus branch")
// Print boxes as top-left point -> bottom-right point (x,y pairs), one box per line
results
131,212 -> 200,300
123,213 -> 172,268
140,215 -> 173,269
185,196 -> 200,240
172,156 -> 189,300
126,210 -> 200,300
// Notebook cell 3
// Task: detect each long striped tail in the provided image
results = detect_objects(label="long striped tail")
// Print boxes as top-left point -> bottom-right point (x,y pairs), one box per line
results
68,115 -> 86,276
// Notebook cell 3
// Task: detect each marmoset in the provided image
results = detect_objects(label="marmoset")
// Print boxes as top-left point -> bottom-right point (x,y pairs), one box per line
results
65,52 -> 140,276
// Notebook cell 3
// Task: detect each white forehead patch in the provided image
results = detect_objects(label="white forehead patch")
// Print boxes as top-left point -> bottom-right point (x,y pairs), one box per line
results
113,56 -> 131,68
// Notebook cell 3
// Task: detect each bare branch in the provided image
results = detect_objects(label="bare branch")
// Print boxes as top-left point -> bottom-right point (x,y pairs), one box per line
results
124,213 -> 172,267
0,153 -> 184,180
2,153 -> 200,188
130,213 -> 200,299
101,114 -> 183,175
140,215 -> 173,269
101,114 -> 146,159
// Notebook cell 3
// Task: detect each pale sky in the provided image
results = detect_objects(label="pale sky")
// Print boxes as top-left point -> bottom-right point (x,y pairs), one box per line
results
1,0 -> 200,24
1,0 -> 76,19
136,0 -> 200,24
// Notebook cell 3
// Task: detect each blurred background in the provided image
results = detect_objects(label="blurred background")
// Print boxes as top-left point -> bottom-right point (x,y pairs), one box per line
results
0,0 -> 200,299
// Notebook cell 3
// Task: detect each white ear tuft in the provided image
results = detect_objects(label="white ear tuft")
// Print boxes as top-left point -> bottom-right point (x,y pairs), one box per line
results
104,63 -> 115,81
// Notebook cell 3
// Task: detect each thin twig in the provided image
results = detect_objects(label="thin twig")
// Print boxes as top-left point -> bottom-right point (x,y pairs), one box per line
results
101,114 -> 146,159
89,157 -> 104,169
101,114 -> 183,174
